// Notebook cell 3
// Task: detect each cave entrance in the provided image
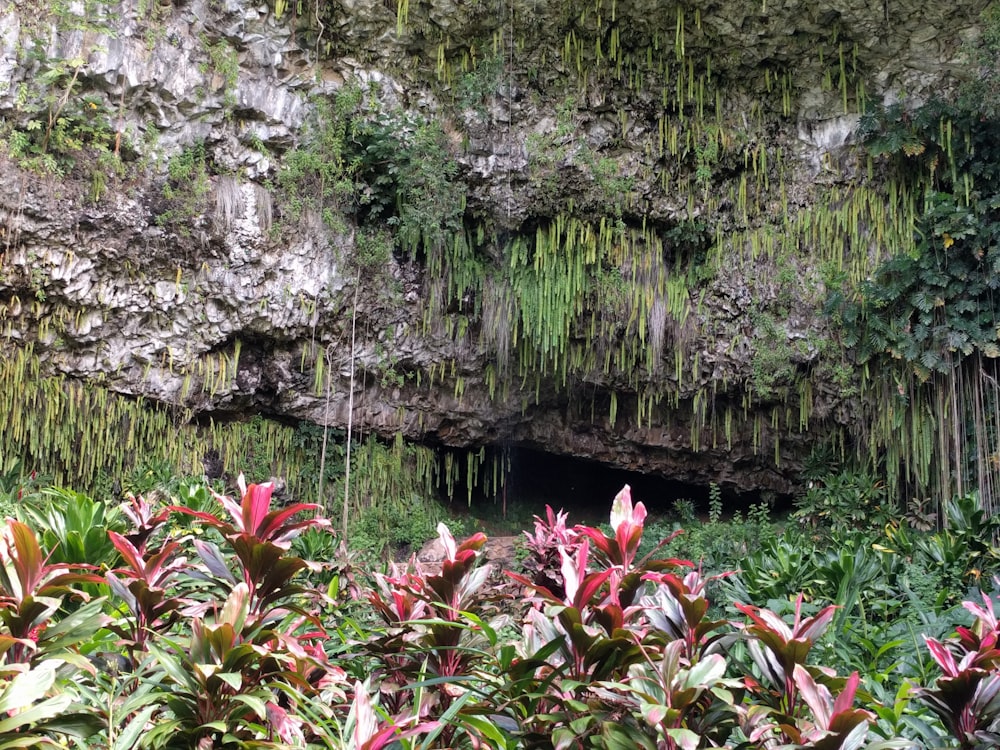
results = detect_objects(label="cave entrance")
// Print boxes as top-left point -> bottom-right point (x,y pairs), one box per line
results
437,445 -> 764,534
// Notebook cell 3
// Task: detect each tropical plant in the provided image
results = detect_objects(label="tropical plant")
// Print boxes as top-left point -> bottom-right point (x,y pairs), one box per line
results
119,492 -> 173,554
503,486 -> 698,748
0,658 -> 98,747
19,487 -> 124,567
837,97 -> 1000,514
0,518 -> 105,665
915,593 -> 1000,748
518,505 -> 578,597
143,583 -> 311,749
616,569 -> 742,749
170,475 -> 329,621
105,529 -> 189,662
6,466 -> 1000,748
725,535 -> 818,607
365,522 -> 498,745
733,595 -> 887,748
792,470 -> 893,533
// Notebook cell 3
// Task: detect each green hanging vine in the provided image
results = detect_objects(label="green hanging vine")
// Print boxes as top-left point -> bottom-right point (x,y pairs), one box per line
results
831,99 -> 1000,515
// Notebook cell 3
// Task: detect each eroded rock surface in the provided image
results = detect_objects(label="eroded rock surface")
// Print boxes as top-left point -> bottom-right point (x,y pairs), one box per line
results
0,0 -> 987,497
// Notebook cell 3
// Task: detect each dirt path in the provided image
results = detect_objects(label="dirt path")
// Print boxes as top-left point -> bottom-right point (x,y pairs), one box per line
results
417,534 -> 521,575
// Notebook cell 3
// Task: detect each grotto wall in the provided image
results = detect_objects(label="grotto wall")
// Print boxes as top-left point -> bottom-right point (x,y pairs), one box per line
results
0,0 -> 987,498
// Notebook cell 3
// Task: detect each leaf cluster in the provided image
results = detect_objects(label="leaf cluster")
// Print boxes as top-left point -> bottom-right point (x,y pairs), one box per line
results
832,102 -> 1000,380
3,471 -> 1000,749
276,84 -> 464,269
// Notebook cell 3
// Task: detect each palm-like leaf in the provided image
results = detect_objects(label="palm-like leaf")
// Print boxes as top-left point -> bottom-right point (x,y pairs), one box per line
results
19,488 -> 123,568
169,477 -> 328,548
106,531 -> 189,657
0,520 -> 103,663
170,478 -> 329,620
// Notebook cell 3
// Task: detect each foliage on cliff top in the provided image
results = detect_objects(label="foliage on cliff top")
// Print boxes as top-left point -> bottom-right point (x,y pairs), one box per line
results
277,84 -> 463,263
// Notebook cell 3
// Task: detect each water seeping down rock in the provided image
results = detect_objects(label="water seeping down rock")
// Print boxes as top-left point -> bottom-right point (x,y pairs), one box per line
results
0,0 -> 988,503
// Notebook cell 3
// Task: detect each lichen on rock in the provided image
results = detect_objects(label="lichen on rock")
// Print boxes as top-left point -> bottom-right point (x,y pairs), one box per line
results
0,0 -> 988,504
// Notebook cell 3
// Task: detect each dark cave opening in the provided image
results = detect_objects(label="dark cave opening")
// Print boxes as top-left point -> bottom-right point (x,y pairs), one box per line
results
438,445 -> 783,530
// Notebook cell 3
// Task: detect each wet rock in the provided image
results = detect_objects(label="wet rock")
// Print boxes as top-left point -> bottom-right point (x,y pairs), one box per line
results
0,0 -> 988,498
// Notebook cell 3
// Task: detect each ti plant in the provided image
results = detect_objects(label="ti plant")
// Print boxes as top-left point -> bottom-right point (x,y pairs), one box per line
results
520,505 -> 577,598
509,486 -> 667,684
366,522 -> 498,746
103,476 -> 341,748
0,519 -> 107,746
506,485 -> 697,749
119,492 -> 173,554
0,518 -> 105,665
916,592 -> 1000,748
616,569 -> 742,750
143,582 -> 298,748
0,658 -> 97,748
735,595 -> 904,749
170,475 -> 330,622
106,529 -> 188,662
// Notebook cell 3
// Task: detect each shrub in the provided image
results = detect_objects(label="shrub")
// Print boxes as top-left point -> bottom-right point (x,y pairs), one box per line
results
0,467 -> 997,748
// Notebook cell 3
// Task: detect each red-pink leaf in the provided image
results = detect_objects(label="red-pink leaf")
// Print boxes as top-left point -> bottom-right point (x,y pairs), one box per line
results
6,520 -> 44,596
241,483 -> 275,536
833,671 -> 862,717
167,505 -> 229,529
793,663 -> 832,729
265,701 -> 304,745
796,604 -> 839,643
610,484 -> 644,533
140,540 -> 184,582
457,532 -> 488,555
574,569 -> 613,610
255,503 -> 325,544
737,602 -> 793,642
617,524 -> 644,567
108,531 -> 145,575
351,680 -> 377,749
643,704 -> 669,725
925,636 -> 959,676
964,593 -> 998,629
576,527 -> 614,559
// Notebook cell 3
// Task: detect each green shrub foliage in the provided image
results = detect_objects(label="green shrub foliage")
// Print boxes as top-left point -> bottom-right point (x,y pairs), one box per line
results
831,99 -> 1000,517
0,475 -> 994,748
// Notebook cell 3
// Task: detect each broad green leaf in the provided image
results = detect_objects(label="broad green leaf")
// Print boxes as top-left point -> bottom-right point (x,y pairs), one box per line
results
231,692 -> 268,719
552,727 -> 576,750
146,643 -> 200,693
113,705 -> 158,750
0,693 -> 73,733
38,710 -> 103,739
682,653 -> 726,689
603,721 -> 655,750
0,660 -> 58,713
459,714 -> 511,747
663,728 -> 699,750
214,671 -> 243,691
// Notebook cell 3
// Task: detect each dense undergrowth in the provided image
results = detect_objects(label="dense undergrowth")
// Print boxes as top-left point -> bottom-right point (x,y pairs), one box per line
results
0,464 -> 996,748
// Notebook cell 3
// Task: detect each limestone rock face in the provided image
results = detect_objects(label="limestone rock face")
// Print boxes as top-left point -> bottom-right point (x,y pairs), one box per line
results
0,0 -> 987,497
